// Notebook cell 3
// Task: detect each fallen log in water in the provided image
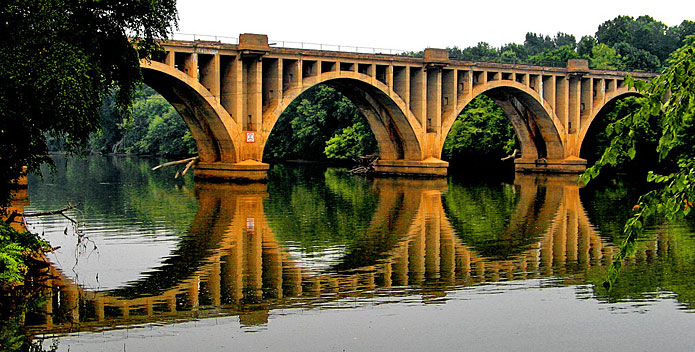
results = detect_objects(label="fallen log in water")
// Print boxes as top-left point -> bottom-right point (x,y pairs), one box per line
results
151,156 -> 199,171
348,154 -> 379,175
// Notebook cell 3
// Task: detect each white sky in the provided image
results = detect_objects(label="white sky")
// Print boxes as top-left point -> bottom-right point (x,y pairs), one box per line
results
176,0 -> 695,52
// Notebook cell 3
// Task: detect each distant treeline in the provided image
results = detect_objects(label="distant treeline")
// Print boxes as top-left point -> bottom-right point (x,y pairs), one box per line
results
77,15 -> 693,171
405,15 -> 694,72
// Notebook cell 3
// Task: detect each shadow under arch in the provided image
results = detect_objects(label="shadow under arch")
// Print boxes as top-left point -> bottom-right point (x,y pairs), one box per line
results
263,75 -> 424,162
140,60 -> 241,163
442,82 -> 566,162
577,91 -> 643,159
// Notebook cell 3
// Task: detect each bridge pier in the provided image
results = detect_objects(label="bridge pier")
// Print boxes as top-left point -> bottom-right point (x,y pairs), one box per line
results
374,158 -> 449,177
194,161 -> 270,181
514,157 -> 587,174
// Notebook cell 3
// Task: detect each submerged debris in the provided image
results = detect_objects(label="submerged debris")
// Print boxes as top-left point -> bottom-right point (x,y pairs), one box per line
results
348,154 -> 379,175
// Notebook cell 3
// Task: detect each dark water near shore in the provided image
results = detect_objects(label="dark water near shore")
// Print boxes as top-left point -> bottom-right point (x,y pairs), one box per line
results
22,155 -> 695,351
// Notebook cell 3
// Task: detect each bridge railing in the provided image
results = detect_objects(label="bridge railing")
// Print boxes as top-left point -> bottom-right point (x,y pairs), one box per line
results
170,32 -> 405,55
268,40 -> 406,55
172,32 -> 239,44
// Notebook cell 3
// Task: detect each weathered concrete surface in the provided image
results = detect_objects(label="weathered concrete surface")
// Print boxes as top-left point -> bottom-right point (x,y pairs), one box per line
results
139,34 -> 656,179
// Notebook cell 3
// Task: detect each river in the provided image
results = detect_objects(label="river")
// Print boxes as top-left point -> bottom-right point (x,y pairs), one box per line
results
21,155 -> 695,351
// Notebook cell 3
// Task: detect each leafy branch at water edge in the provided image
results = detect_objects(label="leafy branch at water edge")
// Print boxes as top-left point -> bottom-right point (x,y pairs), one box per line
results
581,35 -> 695,289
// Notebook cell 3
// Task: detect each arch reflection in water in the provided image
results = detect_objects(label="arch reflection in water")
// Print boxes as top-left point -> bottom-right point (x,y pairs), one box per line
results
30,174 -> 674,335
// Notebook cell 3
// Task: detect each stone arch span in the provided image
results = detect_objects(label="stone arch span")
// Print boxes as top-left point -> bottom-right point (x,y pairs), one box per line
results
139,60 -> 241,163
577,89 -> 642,157
442,81 -> 566,163
262,73 -> 424,162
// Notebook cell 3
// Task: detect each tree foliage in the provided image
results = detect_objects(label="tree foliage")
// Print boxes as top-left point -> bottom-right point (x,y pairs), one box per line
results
0,0 -> 178,208
443,95 -> 518,169
92,87 -> 196,156
264,85 -> 378,162
581,36 -> 695,289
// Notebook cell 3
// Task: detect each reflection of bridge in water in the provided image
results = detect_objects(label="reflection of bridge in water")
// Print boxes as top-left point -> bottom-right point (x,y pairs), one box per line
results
31,175 -> 674,333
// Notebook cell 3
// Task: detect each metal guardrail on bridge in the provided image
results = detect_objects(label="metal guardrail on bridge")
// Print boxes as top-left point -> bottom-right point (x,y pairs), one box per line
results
171,32 -> 406,55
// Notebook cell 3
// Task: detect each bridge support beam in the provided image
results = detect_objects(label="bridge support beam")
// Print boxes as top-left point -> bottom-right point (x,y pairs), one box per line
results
514,157 -> 586,174
374,158 -> 449,177
194,161 -> 270,181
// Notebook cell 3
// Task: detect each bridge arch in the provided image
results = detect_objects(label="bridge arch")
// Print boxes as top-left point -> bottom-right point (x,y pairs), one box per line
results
442,81 -> 566,162
262,73 -> 424,161
577,89 -> 642,157
139,60 -> 242,163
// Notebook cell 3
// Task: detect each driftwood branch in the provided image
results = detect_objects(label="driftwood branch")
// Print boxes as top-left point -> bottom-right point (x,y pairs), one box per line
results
501,149 -> 521,161
22,204 -> 79,218
5,203 -> 80,225
176,158 -> 197,178
349,154 -> 379,175
151,156 -> 199,171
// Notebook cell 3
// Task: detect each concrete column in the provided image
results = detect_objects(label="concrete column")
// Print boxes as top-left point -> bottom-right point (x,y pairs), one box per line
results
183,53 -> 198,79
593,79 -> 606,112
393,66 -> 409,106
555,77 -> 568,131
220,56 -> 241,123
426,68 -> 442,133
568,77 -> 580,134
200,54 -> 221,102
542,75 -> 555,108
580,78 -> 593,121
441,69 -> 455,119
409,67 -> 426,126
244,58 -> 263,132
165,51 -> 175,68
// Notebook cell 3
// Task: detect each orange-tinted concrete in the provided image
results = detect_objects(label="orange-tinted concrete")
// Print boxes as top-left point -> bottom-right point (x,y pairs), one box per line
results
139,34 -> 657,179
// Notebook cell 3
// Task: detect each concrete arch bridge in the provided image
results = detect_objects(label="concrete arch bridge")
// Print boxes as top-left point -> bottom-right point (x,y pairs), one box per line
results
140,34 -> 656,180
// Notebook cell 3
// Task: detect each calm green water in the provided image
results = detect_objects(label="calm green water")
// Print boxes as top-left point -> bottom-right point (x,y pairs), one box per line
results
23,155 -> 695,351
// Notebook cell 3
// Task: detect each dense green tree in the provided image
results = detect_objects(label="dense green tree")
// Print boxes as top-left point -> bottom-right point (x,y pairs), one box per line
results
595,15 -> 694,69
524,33 -> 556,56
577,35 -> 597,57
528,45 -> 581,65
553,32 -> 577,49
613,42 -> 661,72
0,0 -> 177,208
454,42 -> 501,62
264,85 -> 378,162
581,96 -> 658,170
590,43 -> 623,70
582,36 -> 695,288
443,95 -> 518,170
324,122 -> 377,160
499,43 -> 529,63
